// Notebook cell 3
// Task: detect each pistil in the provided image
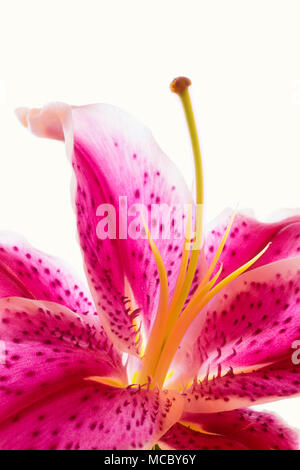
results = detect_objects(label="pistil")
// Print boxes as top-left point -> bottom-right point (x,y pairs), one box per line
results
137,78 -> 204,385
136,220 -> 169,384
163,77 -> 205,338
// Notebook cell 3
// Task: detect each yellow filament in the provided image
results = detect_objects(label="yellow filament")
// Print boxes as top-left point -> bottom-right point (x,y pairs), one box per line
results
193,212 -> 236,298
137,219 -> 169,384
170,197 -> 193,306
197,262 -> 224,298
165,198 -> 193,336
157,263 -> 223,387
165,370 -> 174,382
131,371 -> 139,384
84,376 -> 126,388
154,243 -> 271,387
163,204 -> 204,342
180,421 -> 219,436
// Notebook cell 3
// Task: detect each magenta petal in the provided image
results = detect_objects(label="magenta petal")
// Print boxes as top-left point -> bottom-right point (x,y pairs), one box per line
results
172,256 -> 300,386
0,297 -> 125,423
183,357 -> 300,413
0,233 -> 98,322
0,381 -> 183,450
17,104 -> 190,354
178,409 -> 299,450
159,422 -> 247,450
253,221 -> 300,267
205,211 -> 300,281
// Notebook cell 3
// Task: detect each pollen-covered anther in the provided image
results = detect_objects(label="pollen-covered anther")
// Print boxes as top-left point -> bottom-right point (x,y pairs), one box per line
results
170,77 -> 192,95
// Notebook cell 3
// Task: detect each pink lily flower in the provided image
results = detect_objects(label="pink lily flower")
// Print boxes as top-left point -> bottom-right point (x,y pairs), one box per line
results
0,77 -> 299,450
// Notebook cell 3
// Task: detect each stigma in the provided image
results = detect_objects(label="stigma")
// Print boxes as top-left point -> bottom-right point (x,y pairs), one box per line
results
170,76 -> 192,95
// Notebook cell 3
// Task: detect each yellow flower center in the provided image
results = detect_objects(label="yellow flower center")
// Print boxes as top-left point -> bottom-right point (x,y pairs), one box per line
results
136,77 -> 269,389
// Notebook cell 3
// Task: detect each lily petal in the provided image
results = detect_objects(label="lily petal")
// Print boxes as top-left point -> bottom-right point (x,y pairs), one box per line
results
158,422 -> 247,450
0,232 -> 98,322
198,257 -> 300,373
0,381 -> 183,450
0,297 -> 125,423
205,210 -> 300,281
17,104 -> 190,354
182,357 -> 300,413
169,256 -> 300,390
164,409 -> 299,450
253,222 -> 300,267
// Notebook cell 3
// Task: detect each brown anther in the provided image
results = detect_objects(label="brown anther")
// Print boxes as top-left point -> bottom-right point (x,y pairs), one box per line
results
170,76 -> 192,95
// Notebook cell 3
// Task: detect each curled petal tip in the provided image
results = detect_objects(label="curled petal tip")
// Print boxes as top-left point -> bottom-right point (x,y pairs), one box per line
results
14,104 -> 69,141
15,107 -> 29,128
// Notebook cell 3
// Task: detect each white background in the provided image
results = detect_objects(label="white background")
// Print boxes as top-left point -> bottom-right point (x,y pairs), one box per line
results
0,0 -> 300,428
